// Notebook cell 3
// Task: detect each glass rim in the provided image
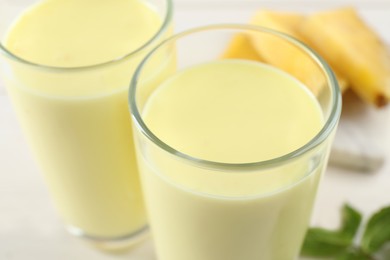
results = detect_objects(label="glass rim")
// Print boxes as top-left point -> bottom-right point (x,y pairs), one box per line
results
129,24 -> 342,172
0,0 -> 173,72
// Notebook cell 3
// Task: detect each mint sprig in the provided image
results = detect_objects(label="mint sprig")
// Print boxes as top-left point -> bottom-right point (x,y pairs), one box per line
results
301,204 -> 362,257
362,207 -> 390,254
301,204 -> 390,259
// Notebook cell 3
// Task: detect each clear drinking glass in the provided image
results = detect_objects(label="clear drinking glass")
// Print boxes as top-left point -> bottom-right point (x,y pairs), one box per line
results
130,25 -> 341,260
0,0 -> 172,249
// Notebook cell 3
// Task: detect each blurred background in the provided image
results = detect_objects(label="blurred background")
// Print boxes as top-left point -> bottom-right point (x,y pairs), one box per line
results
0,0 -> 389,259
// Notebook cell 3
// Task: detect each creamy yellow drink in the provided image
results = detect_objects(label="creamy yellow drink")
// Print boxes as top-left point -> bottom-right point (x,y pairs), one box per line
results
138,60 -> 326,260
1,0 -> 167,239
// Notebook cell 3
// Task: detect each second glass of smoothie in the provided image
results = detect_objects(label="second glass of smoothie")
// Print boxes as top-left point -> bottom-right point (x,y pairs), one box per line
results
0,0 -> 172,249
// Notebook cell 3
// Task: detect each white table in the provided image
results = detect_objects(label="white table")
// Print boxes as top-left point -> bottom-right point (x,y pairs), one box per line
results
1,1 -> 390,259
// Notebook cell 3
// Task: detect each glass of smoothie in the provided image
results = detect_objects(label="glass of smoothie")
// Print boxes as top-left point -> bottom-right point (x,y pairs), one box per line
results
0,0 -> 172,249
129,25 -> 341,260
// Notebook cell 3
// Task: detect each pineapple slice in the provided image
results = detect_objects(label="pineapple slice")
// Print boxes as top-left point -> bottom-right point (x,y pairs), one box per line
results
222,33 -> 264,61
249,10 -> 348,95
253,11 -> 305,31
299,7 -> 390,107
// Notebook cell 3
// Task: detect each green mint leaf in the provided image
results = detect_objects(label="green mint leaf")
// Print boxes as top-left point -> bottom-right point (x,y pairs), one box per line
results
340,204 -> 363,240
336,249 -> 372,260
301,204 -> 362,257
361,206 -> 390,254
301,228 -> 350,256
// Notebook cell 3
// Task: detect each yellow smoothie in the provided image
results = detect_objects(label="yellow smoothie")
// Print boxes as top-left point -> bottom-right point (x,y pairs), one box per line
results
2,0 -> 166,238
138,60 -> 326,259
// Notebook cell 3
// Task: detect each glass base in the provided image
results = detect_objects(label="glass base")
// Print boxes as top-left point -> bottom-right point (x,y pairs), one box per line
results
67,225 -> 149,252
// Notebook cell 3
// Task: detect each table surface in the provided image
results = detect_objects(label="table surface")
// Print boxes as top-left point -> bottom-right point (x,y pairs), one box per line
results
1,1 -> 390,259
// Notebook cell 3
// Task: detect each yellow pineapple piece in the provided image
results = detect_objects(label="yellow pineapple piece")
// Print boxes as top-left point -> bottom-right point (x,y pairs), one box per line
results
299,7 -> 390,107
249,10 -> 348,95
252,11 -> 305,32
221,33 -> 264,61
249,10 -> 325,95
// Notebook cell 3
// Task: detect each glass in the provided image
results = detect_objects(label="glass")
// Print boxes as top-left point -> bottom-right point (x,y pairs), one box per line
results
0,0 -> 172,249
130,25 -> 341,260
